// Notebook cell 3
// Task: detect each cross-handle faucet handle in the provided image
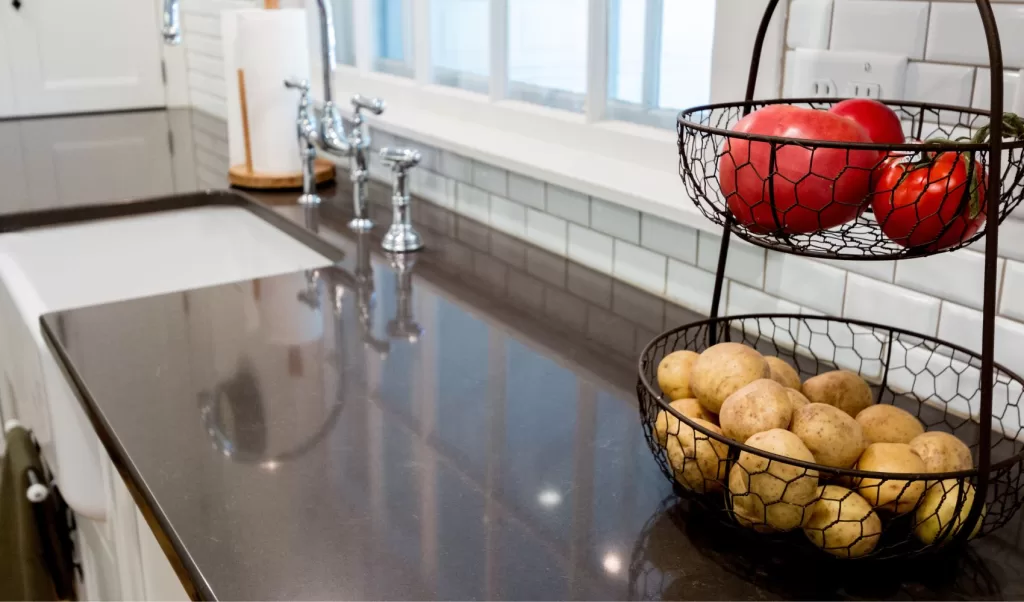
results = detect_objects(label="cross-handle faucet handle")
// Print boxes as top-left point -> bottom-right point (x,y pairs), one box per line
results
284,78 -> 311,93
351,94 -> 385,117
380,148 -> 421,172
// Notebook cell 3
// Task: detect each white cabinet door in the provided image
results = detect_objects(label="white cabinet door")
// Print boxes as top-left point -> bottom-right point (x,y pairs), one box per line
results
3,0 -> 165,116
19,111 -> 174,209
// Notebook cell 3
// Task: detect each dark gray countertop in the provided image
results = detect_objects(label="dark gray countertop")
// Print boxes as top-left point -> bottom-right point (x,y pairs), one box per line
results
8,109 -> 1024,600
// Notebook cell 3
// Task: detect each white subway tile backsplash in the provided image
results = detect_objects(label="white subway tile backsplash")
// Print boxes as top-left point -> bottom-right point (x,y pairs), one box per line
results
440,150 -> 474,181
546,185 -> 590,226
591,198 -> 641,244
697,232 -> 766,289
410,169 -> 452,208
938,300 -> 983,352
472,161 -> 508,196
895,250 -> 996,310
787,0 -> 834,50
996,217 -> 1024,262
613,240 -> 667,295
568,224 -> 614,274
455,182 -> 491,222
904,62 -> 975,107
764,252 -> 846,315
489,195 -> 527,237
727,282 -> 801,316
972,67 -> 1020,110
507,173 -> 546,210
797,311 -> 886,380
666,260 -> 716,315
936,300 -> 1024,378
844,273 -> 941,335
816,257 -> 896,283
831,0 -> 928,59
997,315 -> 1024,377
1000,259 -> 1024,321
640,214 -> 698,263
927,3 -> 1024,68
526,209 -> 568,255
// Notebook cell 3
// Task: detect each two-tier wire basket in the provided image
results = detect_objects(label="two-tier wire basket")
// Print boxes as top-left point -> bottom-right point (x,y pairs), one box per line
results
637,0 -> 1024,559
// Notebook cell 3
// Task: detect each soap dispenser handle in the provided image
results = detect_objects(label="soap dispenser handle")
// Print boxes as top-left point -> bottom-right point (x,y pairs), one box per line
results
380,148 -> 424,253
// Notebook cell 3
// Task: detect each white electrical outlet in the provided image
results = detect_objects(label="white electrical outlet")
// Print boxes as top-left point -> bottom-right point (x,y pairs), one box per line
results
789,49 -> 908,100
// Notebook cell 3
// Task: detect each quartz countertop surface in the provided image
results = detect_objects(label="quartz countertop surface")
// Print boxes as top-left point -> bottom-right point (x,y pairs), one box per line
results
8,109 -> 1024,600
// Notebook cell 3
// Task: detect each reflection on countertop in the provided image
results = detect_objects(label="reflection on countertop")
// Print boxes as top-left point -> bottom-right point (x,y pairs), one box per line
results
9,108 -> 1024,600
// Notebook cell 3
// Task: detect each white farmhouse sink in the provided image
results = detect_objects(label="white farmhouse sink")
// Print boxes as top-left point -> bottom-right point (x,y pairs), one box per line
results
0,205 -> 332,519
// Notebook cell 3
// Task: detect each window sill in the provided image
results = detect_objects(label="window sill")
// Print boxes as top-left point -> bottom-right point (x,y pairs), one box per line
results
337,68 -> 717,236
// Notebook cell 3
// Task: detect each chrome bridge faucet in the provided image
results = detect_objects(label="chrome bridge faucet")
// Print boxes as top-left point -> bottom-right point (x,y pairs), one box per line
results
283,0 -> 386,230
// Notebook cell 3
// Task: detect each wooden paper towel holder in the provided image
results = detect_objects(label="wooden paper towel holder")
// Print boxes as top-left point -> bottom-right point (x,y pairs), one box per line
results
228,3 -> 335,190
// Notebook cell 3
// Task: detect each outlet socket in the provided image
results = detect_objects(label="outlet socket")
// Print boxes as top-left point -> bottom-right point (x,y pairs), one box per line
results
789,49 -> 908,99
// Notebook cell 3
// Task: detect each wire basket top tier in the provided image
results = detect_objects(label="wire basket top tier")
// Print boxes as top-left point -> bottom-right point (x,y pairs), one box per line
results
678,99 -> 1024,260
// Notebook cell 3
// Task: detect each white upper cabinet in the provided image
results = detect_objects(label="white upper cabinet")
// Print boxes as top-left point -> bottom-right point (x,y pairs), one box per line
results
1,0 -> 165,117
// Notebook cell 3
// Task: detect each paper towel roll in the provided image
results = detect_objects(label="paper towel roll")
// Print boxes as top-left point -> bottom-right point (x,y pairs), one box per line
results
229,9 -> 311,173
221,9 -> 262,168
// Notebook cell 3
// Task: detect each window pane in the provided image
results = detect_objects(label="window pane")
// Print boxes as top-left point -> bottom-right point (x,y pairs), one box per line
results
659,0 -> 714,109
374,0 -> 413,77
607,0 -> 716,128
431,0 -> 490,93
332,0 -> 356,66
507,0 -> 588,112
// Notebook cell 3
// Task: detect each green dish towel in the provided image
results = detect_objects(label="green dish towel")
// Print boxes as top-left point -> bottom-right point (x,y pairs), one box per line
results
0,426 -> 76,601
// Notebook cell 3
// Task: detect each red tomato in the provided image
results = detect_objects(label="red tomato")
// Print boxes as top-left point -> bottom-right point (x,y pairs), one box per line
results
871,152 -> 987,251
719,105 -> 882,234
829,99 -> 905,145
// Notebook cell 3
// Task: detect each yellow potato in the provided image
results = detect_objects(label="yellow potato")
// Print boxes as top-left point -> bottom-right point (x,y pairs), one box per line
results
657,350 -> 700,400
690,343 -> 771,414
665,418 -> 729,493
914,479 -> 986,545
729,429 -> 819,532
855,405 -> 924,444
654,398 -> 716,447
854,443 -> 927,515
718,379 -> 793,444
909,431 -> 973,474
790,403 -> 866,469
765,356 -> 801,390
785,388 -> 811,412
803,485 -> 882,558
802,370 -> 874,417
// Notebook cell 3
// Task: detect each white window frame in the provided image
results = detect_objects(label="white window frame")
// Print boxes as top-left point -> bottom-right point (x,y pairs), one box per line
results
330,0 -> 786,232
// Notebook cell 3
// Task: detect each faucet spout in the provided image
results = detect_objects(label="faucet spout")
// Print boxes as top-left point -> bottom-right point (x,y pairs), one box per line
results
162,0 -> 181,45
315,0 -> 337,104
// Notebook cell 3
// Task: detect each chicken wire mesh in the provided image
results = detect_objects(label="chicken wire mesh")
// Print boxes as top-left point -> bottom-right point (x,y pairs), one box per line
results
627,495 -> 1006,600
678,99 -> 1024,259
636,314 -> 1024,559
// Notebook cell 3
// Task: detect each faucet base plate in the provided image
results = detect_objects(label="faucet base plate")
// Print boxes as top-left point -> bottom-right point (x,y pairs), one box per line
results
348,217 -> 374,232
382,225 -> 424,253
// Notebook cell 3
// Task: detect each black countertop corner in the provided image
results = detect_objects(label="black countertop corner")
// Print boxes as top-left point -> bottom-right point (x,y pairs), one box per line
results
9,109 -> 1024,601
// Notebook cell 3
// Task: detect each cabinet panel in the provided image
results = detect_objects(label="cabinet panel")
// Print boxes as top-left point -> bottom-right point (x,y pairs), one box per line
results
3,0 -> 164,116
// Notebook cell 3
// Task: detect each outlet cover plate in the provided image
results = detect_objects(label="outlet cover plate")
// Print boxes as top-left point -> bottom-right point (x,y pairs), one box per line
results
789,49 -> 908,100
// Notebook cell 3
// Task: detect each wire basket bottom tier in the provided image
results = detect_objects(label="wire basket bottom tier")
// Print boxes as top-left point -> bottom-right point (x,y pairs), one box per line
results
637,313 -> 1024,560
678,99 -> 1024,260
